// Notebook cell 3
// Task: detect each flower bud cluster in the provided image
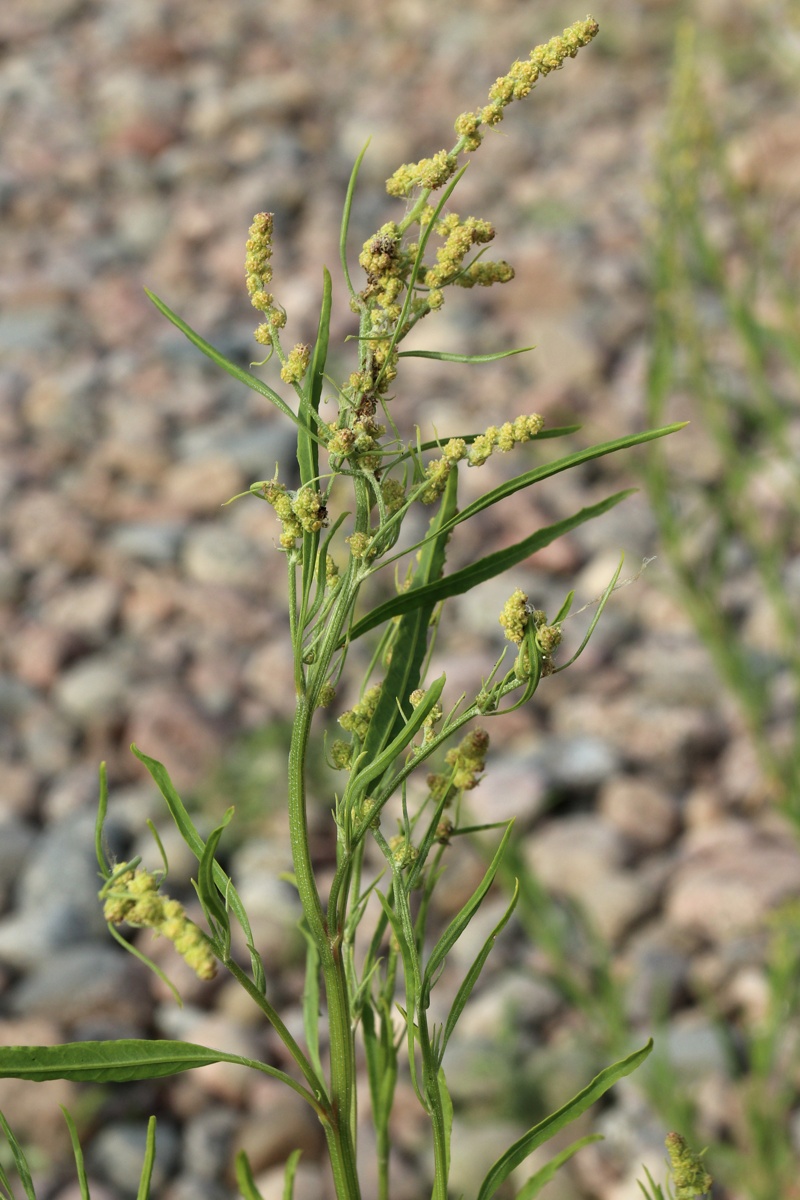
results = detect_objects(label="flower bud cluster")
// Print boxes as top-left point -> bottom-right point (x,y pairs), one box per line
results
420,415 -> 544,504
338,682 -> 383,741
664,1133 -> 713,1200
409,688 -> 443,743
428,728 -> 490,805
388,834 -> 419,869
423,214 -> 498,290
386,150 -> 459,199
259,480 -> 328,550
246,213 -> 287,343
500,590 -> 562,675
102,866 -> 217,981
454,17 -> 600,152
280,343 -> 311,384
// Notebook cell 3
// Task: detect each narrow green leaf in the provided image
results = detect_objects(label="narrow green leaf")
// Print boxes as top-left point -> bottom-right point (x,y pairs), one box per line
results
299,268 -> 332,611
358,466 -> 459,767
476,1040 -> 654,1200
345,490 -> 635,644
299,266 -> 331,488
197,807 -> 234,944
352,675 -> 447,811
440,880 -> 519,1059
0,1111 -> 36,1200
235,1150 -> 266,1200
131,746 -> 266,993
144,288 -> 302,429
339,140 -> 370,300
397,345 -> 535,364
136,1116 -> 157,1200
514,1134 -> 603,1200
61,1107 -> 91,1200
282,1149 -> 303,1200
95,761 -> 110,879
423,824 -> 514,1003
442,425 -> 685,536
106,921 -> 183,1007
439,1066 -> 453,1180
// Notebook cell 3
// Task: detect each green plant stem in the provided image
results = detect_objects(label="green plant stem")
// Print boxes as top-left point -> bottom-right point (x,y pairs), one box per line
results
288,695 -> 360,1200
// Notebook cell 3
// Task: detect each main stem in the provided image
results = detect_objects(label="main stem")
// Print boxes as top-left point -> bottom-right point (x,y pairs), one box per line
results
288,695 -> 361,1200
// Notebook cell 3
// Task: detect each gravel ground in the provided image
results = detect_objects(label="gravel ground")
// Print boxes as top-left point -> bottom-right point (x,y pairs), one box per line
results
1,1 -> 800,1198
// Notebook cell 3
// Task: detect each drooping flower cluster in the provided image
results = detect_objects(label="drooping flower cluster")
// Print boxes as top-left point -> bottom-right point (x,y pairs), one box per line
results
499,589 -> 562,677
420,414 -> 545,504
102,866 -> 217,981
428,728 -> 490,806
455,17 -> 600,152
246,212 -> 287,343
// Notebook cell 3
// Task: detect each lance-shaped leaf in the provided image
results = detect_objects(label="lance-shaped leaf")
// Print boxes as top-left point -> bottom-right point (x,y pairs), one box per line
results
358,467 -> 459,767
0,1110 -> 36,1200
422,823 -> 514,1009
476,1040 -> 654,1200
235,1151 -> 266,1200
136,1116 -> 158,1200
514,1134 -> 603,1200
350,675 -> 447,811
346,489 -> 635,644
196,806 -> 234,949
397,345 -> 534,364
132,746 -> 265,993
144,289 -> 305,431
0,1041 -> 317,1108
60,1107 -> 91,1200
298,269 -> 332,612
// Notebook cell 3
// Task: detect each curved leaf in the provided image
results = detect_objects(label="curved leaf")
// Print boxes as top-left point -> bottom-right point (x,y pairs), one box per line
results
235,1150 -> 266,1200
476,1040 -> 654,1200
0,1110 -> 36,1200
397,346 -> 535,364
514,1134 -> 603,1199
144,288 -> 303,430
345,489 -> 635,644
60,1107 -> 91,1200
136,1116 -> 157,1200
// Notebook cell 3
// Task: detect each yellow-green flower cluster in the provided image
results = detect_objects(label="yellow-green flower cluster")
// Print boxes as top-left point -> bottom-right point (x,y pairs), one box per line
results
280,343 -> 311,384
329,739 -> 353,770
409,687 -> 443,743
246,213 -> 287,346
102,866 -> 217,981
259,481 -> 327,549
428,728 -> 490,804
345,531 -> 373,560
317,683 -> 336,708
454,17 -> 600,151
388,833 -> 419,869
380,477 -> 406,515
386,150 -> 459,199
664,1133 -> 713,1200
419,417 -> 544,504
423,214 -> 496,290
499,588 -> 530,645
338,682 -> 383,741
469,414 -> 545,466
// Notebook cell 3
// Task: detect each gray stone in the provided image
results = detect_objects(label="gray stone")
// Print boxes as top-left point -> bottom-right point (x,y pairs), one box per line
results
536,733 -> 620,791
181,524 -> 264,588
181,1108 -> 239,1181
7,944 -> 149,1023
111,522 -> 185,564
54,654 -> 131,724
0,818 -> 36,911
